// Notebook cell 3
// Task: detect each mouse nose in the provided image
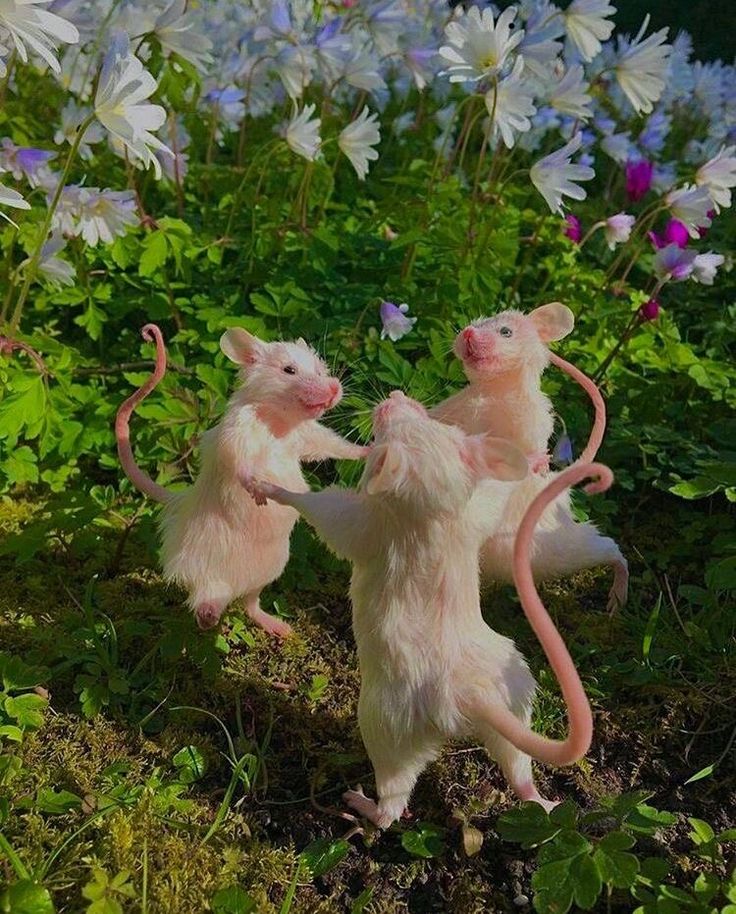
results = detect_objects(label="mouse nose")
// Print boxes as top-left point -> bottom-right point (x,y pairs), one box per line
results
389,390 -> 407,401
462,327 -> 476,342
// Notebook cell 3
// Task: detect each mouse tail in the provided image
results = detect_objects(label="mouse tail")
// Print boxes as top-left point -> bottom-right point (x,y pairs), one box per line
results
549,352 -> 606,464
115,323 -> 170,504
473,463 -> 612,766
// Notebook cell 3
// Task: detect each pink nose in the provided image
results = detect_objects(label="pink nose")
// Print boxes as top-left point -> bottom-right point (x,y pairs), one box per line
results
389,390 -> 407,401
462,327 -> 476,342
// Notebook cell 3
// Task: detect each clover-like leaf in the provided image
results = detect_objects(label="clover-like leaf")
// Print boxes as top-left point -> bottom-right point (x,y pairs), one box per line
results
497,801 -> 560,849
401,823 -> 446,859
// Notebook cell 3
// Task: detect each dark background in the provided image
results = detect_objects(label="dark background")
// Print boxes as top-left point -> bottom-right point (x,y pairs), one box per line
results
614,0 -> 734,62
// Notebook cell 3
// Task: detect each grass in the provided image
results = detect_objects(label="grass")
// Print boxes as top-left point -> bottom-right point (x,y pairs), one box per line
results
0,487 -> 734,912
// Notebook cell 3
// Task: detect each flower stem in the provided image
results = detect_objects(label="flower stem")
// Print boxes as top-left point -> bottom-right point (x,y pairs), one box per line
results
8,113 -> 95,334
579,221 -> 605,248
592,309 -> 642,382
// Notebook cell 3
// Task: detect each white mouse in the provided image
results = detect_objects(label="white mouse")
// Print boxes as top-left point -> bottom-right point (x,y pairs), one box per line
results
116,323 -> 367,635
243,391 -> 606,826
431,303 -> 627,611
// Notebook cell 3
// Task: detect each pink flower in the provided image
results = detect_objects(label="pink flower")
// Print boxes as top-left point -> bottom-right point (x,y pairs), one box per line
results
625,158 -> 653,202
564,213 -> 582,243
697,209 -> 716,238
380,301 -> 416,341
639,298 -> 660,321
648,218 -> 689,249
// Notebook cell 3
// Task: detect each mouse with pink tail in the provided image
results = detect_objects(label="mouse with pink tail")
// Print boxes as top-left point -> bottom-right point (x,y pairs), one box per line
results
243,390 -> 605,825
116,324 -> 367,635
431,303 -> 628,612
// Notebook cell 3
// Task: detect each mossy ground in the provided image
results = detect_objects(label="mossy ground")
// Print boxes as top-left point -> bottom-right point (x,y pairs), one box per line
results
1,493 -> 734,913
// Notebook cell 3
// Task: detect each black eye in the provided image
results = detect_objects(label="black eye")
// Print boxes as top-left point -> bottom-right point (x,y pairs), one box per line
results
499,327 -> 513,338
283,365 -> 297,375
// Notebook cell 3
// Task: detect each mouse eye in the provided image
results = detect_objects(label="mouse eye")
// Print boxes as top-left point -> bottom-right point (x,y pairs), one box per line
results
283,365 -> 297,375
498,326 -> 513,338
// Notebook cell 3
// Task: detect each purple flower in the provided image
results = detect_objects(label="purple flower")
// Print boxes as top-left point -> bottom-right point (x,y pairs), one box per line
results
553,434 -> 574,466
0,138 -> 55,187
697,209 -> 716,238
625,158 -> 654,202
564,214 -> 582,243
380,301 -> 416,342
648,218 -> 689,249
639,299 -> 660,321
653,243 -> 697,282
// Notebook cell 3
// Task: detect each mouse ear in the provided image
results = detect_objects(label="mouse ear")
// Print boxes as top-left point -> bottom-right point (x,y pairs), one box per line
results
529,302 -> 575,342
462,434 -> 528,482
220,328 -> 265,365
364,442 -> 409,496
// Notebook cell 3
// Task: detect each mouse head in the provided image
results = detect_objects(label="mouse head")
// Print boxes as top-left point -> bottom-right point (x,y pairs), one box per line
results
362,390 -> 527,515
221,328 -> 342,423
454,303 -> 574,381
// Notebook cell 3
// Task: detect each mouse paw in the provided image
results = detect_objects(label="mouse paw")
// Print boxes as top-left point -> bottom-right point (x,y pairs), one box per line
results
247,605 -> 293,639
239,473 -> 270,506
343,788 -> 381,824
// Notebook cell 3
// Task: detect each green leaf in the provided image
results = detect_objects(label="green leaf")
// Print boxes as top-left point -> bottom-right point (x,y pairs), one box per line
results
497,802 -> 560,848
0,880 -> 55,914
0,654 -> 43,691
4,694 -> 47,730
692,872 -> 719,903
299,838 -> 350,876
34,788 -> 82,814
571,854 -> 603,909
592,845 -> 640,889
531,860 -> 575,914
688,818 -> 715,845
350,887 -> 373,913
684,765 -> 715,785
624,803 -> 677,835
211,885 -> 256,914
2,446 -> 40,485
304,673 -> 329,702
537,830 -> 591,865
138,231 -> 168,277
172,746 -> 206,783
401,823 -> 447,859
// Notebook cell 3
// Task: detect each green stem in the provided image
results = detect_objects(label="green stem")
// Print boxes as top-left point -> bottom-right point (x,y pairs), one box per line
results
0,831 -> 30,880
8,113 -> 95,333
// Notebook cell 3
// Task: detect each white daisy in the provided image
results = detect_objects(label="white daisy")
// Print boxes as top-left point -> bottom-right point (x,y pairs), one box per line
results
439,5 -> 523,84
486,56 -> 536,150
695,145 -> 736,212
615,16 -> 671,115
530,133 -> 595,214
665,185 -> 713,238
563,0 -> 615,63
0,0 -> 78,74
285,103 -> 321,162
338,107 -> 380,181
154,0 -> 213,73
94,31 -> 172,180
548,64 -> 593,120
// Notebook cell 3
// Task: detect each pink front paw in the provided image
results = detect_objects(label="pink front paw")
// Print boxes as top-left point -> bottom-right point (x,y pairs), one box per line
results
529,452 -> 551,474
240,473 -> 271,506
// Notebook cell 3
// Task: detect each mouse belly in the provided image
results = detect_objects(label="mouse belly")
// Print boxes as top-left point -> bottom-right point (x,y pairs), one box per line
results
160,491 -> 298,602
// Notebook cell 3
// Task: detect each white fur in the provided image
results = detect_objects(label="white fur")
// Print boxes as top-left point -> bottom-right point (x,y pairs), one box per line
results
247,392 -> 560,826
432,306 -> 628,610
160,332 -> 365,633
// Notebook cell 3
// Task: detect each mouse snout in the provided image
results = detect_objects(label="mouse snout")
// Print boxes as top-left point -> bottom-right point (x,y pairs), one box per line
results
326,377 -> 342,407
389,389 -> 407,402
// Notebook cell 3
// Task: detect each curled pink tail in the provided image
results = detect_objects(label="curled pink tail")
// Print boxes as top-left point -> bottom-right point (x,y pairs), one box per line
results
474,463 -> 612,766
115,324 -> 170,503
549,352 -> 606,464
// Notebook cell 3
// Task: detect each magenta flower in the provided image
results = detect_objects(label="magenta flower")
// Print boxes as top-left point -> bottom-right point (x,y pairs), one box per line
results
648,218 -> 689,249
639,298 -> 660,321
697,209 -> 716,238
380,301 -> 416,342
625,158 -> 654,202
563,213 -> 582,243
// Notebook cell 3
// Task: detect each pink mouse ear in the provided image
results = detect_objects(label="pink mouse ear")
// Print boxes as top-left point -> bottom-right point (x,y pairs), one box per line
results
364,442 -> 409,496
529,302 -> 575,342
462,434 -> 529,482
220,327 -> 265,365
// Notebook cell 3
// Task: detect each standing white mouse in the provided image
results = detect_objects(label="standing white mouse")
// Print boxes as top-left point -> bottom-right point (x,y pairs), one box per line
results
243,391 -> 607,825
431,303 -> 628,611
116,323 -> 367,635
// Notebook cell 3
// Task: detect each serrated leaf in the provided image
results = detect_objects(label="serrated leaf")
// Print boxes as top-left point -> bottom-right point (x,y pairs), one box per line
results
139,231 -> 168,277
592,845 -> 640,889
537,830 -> 591,865
497,802 -> 560,848
299,838 -> 350,876
4,693 -> 47,729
